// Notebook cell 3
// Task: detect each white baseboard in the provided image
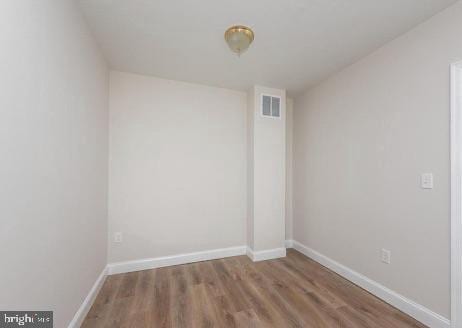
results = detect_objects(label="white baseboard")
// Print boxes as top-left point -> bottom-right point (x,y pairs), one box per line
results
68,267 -> 107,328
285,239 -> 294,248
246,247 -> 287,262
107,246 -> 247,275
291,240 -> 450,328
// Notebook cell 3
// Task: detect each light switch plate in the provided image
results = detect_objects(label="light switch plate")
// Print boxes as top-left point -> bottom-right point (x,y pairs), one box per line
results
421,173 -> 434,189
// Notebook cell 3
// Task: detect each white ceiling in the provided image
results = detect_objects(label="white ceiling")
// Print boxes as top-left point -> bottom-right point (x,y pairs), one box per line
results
78,0 -> 456,96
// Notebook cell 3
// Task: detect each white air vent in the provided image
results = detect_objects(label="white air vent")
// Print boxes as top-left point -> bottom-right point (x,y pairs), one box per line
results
262,95 -> 281,118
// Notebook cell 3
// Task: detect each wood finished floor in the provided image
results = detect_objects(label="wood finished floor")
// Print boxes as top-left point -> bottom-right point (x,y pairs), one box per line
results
82,250 -> 427,328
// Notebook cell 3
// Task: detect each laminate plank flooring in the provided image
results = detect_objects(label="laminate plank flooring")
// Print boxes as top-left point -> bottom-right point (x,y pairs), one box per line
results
82,250 -> 427,328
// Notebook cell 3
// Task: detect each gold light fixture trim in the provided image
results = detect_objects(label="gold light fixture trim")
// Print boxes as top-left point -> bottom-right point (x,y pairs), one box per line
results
224,25 -> 255,55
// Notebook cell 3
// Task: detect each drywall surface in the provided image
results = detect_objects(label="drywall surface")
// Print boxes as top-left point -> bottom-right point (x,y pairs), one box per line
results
0,1 -> 109,327
247,86 -> 287,252
108,72 -> 247,262
293,2 -> 462,318
286,99 -> 294,241
247,87 -> 256,250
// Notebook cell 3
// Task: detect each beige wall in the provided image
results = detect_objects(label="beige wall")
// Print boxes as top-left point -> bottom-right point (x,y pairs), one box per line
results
294,2 -> 462,318
247,87 -> 256,250
0,1 -> 109,327
108,72 -> 247,262
248,86 -> 287,252
286,99 -> 294,241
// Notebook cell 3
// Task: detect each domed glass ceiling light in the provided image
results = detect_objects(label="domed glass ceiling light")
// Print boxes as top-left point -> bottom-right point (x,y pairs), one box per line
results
224,25 -> 254,56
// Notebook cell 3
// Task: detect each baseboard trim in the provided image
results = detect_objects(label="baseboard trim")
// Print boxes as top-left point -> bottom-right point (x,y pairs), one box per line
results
107,246 -> 247,275
246,247 -> 287,262
68,267 -> 107,328
291,240 -> 450,328
285,239 -> 294,248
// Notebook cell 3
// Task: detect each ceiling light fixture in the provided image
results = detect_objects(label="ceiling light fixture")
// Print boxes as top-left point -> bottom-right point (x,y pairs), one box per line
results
224,25 -> 254,56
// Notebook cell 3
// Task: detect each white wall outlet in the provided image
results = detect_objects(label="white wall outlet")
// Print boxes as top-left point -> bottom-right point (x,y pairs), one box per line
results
421,173 -> 434,189
381,248 -> 391,264
114,232 -> 123,243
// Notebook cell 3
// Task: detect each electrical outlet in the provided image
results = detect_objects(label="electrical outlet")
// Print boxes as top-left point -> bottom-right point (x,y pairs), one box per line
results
381,248 -> 391,264
114,232 -> 123,243
421,173 -> 434,189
